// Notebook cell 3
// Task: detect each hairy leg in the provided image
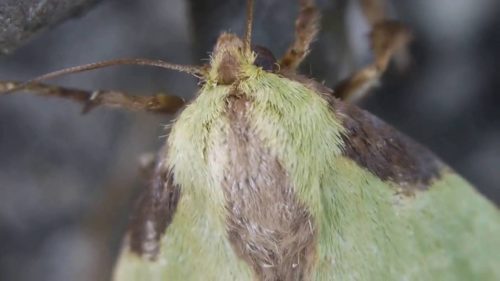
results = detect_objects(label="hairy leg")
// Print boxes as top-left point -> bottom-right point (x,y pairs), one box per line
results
279,0 -> 320,71
334,0 -> 412,102
0,81 -> 185,114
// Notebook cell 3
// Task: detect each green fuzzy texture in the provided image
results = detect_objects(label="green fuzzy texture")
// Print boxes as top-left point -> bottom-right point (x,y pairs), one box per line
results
313,159 -> 500,280
114,66 -> 500,280
115,84 -> 254,281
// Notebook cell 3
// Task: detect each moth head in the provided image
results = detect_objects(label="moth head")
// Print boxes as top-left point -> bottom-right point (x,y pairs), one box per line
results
209,33 -> 247,85
208,32 -> 277,85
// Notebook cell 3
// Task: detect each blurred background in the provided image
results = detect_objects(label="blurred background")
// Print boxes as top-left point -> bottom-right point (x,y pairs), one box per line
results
0,0 -> 498,280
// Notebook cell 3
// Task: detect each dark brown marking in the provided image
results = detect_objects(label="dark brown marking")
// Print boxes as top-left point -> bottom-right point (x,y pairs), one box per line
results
252,45 -> 278,72
127,157 -> 180,260
281,73 -> 443,191
223,93 -> 317,281
335,100 -> 443,191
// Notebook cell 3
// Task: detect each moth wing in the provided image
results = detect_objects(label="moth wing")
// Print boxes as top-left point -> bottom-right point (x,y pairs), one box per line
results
318,95 -> 500,279
113,160 -> 180,281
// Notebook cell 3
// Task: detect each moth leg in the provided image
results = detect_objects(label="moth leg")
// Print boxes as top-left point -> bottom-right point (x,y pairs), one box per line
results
333,20 -> 412,103
333,0 -> 412,103
360,0 -> 412,72
279,0 -> 320,71
0,81 -> 185,114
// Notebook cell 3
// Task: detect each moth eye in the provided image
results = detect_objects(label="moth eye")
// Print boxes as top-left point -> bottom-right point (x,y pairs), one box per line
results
252,45 -> 278,72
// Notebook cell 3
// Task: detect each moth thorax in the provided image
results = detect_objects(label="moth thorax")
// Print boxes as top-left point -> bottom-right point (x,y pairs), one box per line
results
212,33 -> 246,85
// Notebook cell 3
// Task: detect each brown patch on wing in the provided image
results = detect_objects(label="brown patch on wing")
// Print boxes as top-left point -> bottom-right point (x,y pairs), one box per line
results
334,101 -> 443,191
127,157 -> 180,260
223,93 -> 317,280
282,73 -> 443,191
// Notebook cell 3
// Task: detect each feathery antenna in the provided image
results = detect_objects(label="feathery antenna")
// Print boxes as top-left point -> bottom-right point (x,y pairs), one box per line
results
244,0 -> 255,53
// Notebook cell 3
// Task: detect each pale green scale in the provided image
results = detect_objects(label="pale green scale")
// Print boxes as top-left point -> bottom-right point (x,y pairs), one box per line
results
115,66 -> 499,280
163,85 -> 254,280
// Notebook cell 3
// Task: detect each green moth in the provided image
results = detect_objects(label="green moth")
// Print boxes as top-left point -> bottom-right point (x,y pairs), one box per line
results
1,0 -> 499,280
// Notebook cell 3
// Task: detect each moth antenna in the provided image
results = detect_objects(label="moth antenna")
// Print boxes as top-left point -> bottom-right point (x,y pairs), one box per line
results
244,0 -> 255,53
2,58 -> 204,94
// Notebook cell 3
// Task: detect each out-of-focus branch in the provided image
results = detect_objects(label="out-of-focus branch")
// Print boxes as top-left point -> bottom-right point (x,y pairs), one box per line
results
0,0 -> 103,54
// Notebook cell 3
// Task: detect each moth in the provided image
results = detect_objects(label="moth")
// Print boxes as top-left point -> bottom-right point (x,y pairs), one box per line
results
1,0 -> 499,280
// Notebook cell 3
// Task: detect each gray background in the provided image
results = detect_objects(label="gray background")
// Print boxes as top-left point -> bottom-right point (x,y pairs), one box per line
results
0,0 -> 499,280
